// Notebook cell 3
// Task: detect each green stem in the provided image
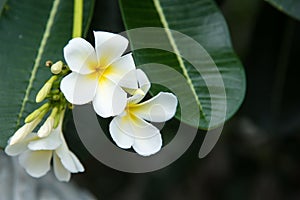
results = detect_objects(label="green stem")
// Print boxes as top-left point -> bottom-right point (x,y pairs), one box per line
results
72,0 -> 83,38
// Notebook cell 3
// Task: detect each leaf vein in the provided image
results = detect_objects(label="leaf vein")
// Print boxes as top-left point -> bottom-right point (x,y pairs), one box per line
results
15,0 -> 61,129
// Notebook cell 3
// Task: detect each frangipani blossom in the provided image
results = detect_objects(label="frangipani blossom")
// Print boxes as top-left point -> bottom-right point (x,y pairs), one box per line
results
61,31 -> 138,117
5,125 -> 84,182
109,69 -> 178,156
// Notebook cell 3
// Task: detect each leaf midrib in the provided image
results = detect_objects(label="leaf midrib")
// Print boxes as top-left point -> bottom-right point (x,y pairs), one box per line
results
152,0 -> 204,116
16,0 -> 61,128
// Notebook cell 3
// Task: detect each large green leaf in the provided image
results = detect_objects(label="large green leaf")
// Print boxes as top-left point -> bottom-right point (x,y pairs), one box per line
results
0,0 -> 94,148
266,0 -> 300,21
119,0 -> 246,130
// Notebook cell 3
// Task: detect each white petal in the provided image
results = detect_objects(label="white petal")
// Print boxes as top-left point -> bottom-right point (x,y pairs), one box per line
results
94,31 -> 128,67
128,69 -> 151,104
19,150 -> 52,178
109,117 -> 134,148
112,114 -> 160,139
5,133 -> 37,156
132,133 -> 162,156
63,38 -> 98,74
131,92 -> 177,122
69,151 -> 85,172
137,69 -> 151,94
60,72 -> 98,105
105,54 -> 137,89
53,153 -> 71,182
37,117 -> 54,137
9,118 -> 41,145
55,134 -> 79,173
92,78 -> 127,118
28,128 -> 62,150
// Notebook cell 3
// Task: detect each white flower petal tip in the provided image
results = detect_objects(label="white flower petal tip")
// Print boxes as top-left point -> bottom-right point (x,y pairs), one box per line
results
53,153 -> 71,182
63,38 -> 97,74
93,31 -> 128,67
132,134 -> 162,156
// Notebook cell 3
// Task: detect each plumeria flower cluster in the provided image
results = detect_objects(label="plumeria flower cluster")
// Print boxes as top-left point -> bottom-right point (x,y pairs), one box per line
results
5,31 -> 178,182
60,31 -> 178,156
5,61 -> 84,182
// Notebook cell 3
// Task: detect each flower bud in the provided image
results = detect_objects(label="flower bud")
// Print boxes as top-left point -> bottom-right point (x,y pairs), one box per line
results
51,61 -> 63,74
36,82 -> 52,103
25,103 -> 50,123
36,76 -> 57,103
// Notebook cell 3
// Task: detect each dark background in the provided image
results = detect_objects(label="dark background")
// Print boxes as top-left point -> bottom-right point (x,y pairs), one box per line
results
67,0 -> 300,199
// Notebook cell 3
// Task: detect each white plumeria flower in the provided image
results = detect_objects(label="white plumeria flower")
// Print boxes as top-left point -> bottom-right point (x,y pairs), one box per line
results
5,124 -> 84,182
61,31 -> 138,118
109,69 -> 178,156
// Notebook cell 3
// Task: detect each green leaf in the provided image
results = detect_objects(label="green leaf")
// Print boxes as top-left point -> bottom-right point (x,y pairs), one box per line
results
0,0 -> 94,148
266,0 -> 300,21
119,0 -> 246,130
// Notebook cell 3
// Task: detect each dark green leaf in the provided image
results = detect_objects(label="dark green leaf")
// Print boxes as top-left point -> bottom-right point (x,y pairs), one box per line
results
119,0 -> 246,130
0,0 -> 94,148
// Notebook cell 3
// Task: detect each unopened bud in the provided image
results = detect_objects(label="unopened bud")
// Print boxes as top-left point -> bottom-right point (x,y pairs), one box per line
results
35,76 -> 57,103
52,94 -> 60,101
36,83 -> 52,103
45,60 -> 53,67
51,61 -> 63,74
25,103 -> 50,123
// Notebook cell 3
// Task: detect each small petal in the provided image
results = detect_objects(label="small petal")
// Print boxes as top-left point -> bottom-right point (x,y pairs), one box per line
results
109,117 -> 134,148
128,69 -> 151,104
132,133 -> 162,156
60,72 -> 98,105
69,152 -> 85,172
55,134 -> 81,173
37,117 -> 54,137
53,153 -> 71,182
94,31 -> 128,67
28,128 -> 61,150
93,78 -> 127,118
130,92 -> 177,122
137,69 -> 151,95
19,150 -> 52,178
64,38 -> 98,74
5,133 -> 37,156
105,54 -> 137,89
